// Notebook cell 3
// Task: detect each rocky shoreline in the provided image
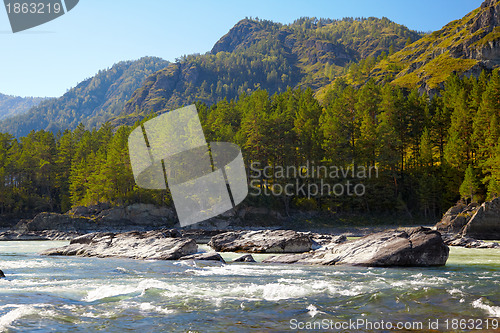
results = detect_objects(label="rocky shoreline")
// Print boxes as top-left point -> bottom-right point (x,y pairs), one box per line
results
0,199 -> 499,277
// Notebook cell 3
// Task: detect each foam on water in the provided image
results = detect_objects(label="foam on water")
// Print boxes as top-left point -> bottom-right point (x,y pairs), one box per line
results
83,279 -> 173,302
0,304 -> 58,331
472,298 -> 500,317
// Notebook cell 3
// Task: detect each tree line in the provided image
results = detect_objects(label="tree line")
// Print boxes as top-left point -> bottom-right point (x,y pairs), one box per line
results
0,70 -> 498,219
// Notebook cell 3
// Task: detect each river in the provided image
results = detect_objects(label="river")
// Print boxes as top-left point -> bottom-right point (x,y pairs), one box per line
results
0,241 -> 498,332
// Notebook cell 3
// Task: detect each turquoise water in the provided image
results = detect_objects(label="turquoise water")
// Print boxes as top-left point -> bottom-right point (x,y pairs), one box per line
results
0,241 -> 498,332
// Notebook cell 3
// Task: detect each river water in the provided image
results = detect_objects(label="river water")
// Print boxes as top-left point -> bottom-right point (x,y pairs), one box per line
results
0,241 -> 498,332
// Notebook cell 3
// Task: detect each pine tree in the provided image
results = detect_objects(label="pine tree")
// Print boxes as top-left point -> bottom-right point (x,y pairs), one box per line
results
459,165 -> 480,204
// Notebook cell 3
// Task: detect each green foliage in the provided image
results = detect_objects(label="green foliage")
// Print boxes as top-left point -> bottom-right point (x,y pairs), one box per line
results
0,64 -> 498,219
460,165 -> 480,203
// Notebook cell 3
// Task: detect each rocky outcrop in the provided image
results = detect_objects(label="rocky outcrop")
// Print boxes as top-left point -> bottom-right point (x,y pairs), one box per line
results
211,19 -> 264,54
208,230 -> 313,253
435,198 -> 500,240
435,202 -> 479,234
264,227 -> 449,267
233,254 -> 256,262
462,198 -> 500,239
179,252 -> 226,263
16,204 -> 176,233
41,229 -> 197,260
0,230 -> 79,241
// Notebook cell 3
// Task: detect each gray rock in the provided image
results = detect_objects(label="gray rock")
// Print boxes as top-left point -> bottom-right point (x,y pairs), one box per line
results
179,252 -> 226,263
444,234 -> 500,248
310,233 -> 347,248
41,230 -> 197,260
434,202 -> 478,234
264,227 -> 449,267
180,229 -> 229,244
462,198 -> 500,240
15,213 -> 95,233
233,254 -> 256,262
436,198 -> 500,240
0,230 -> 80,241
15,204 -> 176,233
208,230 -> 313,253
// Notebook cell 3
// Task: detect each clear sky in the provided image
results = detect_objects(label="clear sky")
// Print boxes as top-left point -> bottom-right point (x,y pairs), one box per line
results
0,0 -> 485,98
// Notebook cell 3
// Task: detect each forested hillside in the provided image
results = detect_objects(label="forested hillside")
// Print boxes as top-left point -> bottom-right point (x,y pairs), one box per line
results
122,17 -> 421,116
0,93 -> 45,120
0,57 -> 169,137
370,0 -> 500,92
1,70 -> 498,219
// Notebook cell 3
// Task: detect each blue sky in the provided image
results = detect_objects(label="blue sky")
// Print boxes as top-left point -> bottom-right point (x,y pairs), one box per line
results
0,0 -> 484,97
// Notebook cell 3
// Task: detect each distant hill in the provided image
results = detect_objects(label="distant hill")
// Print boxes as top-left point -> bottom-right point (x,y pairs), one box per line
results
370,0 -> 500,92
0,57 -> 170,137
121,17 -> 421,117
0,93 -> 46,121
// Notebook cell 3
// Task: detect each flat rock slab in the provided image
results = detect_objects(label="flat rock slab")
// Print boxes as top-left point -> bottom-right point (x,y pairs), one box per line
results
264,227 -> 449,267
0,230 -> 80,241
208,230 -> 313,253
41,229 -> 197,260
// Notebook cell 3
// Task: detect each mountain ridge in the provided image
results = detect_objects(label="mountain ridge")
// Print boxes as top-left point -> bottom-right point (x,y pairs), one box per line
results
0,93 -> 46,121
370,0 -> 500,92
0,57 -> 169,137
122,16 -> 421,118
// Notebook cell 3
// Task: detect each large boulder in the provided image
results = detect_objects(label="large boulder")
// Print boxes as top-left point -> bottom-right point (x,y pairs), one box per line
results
41,229 -> 197,260
208,230 -> 313,253
462,198 -> 500,240
264,227 -> 449,267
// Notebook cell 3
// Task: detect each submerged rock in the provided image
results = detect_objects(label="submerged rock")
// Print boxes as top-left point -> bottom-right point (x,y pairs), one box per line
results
233,254 -> 256,262
179,252 -> 226,263
264,227 -> 449,267
41,229 -> 197,260
208,230 -> 313,253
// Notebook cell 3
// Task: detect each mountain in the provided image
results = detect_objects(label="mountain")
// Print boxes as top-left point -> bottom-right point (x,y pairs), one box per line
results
0,57 -> 169,137
122,17 -> 421,117
371,0 -> 500,92
0,93 -> 46,121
